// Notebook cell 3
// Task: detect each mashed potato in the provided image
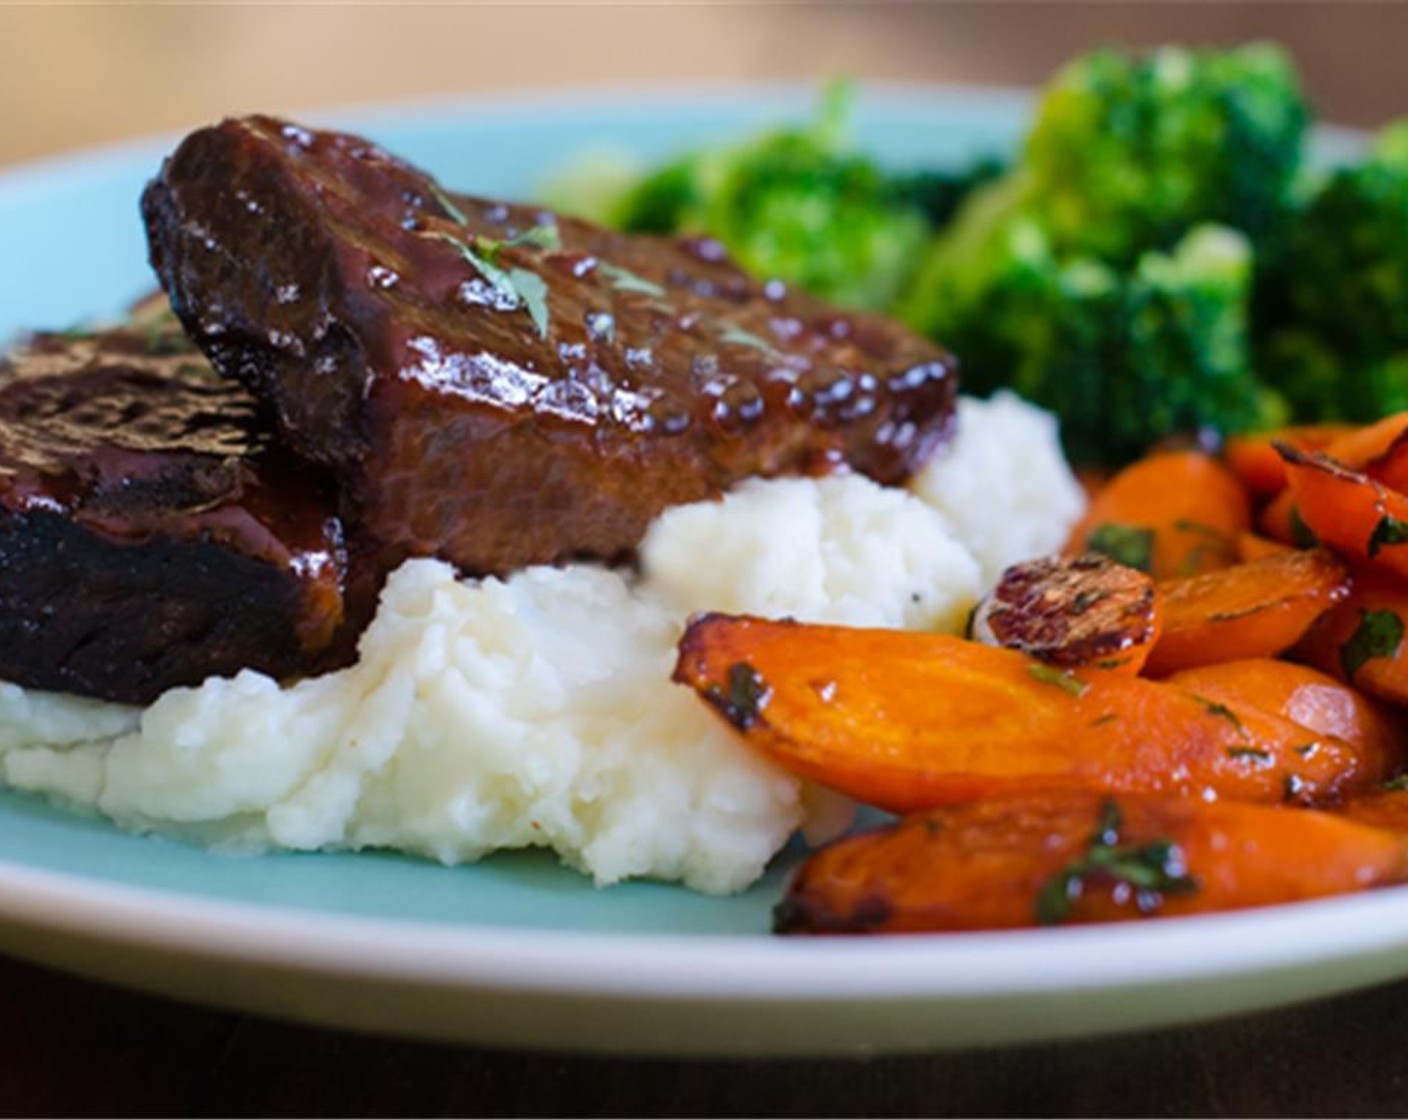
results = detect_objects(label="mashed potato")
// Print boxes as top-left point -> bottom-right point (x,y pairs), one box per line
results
0,393 -> 1084,893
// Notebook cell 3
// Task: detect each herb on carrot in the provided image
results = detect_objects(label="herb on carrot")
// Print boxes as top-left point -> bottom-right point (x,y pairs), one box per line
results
1289,506 -> 1319,548
1368,515 -> 1408,558
1341,609 -> 1406,680
704,661 -> 773,730
1034,799 -> 1197,925
1028,663 -> 1090,697
1084,523 -> 1155,572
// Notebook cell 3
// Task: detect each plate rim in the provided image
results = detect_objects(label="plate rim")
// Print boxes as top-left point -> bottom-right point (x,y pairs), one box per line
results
5,855 -> 1408,1002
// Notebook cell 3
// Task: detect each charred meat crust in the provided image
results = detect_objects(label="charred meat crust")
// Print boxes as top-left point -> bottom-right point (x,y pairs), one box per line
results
142,115 -> 958,576
0,326 -> 349,703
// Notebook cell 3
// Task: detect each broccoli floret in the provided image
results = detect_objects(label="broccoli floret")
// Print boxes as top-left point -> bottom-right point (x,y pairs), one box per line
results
886,157 -> 1008,230
900,44 -> 1308,466
1119,226 -> 1284,454
612,154 -> 702,234
904,188 -> 1271,465
1024,43 -> 1308,263
1259,121 -> 1408,420
565,85 -> 933,312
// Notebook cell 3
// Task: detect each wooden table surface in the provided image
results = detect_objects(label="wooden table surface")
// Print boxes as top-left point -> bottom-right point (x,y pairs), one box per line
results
6,5 -> 1408,1116
7,949 -> 1408,1117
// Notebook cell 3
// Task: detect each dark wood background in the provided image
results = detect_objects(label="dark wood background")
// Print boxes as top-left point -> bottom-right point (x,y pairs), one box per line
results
9,951 -> 1408,1117
5,4 -> 1408,1115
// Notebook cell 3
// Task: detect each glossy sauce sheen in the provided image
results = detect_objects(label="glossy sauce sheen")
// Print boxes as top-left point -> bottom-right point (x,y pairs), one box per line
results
0,326 -> 346,702
142,116 -> 958,574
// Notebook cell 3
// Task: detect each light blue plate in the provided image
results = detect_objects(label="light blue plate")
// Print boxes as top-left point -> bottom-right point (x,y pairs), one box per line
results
0,83 -> 1026,937
0,86 -> 1400,1057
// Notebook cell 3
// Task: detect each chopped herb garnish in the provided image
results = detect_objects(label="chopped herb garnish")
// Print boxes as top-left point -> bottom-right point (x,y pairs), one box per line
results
1194,696 -> 1245,734
1089,712 -> 1119,727
508,268 -> 550,339
1288,505 -> 1319,549
1226,747 -> 1272,766
1070,589 -> 1109,616
1207,607 -> 1258,623
427,181 -> 468,225
476,222 -> 562,261
1174,519 -> 1231,542
1382,774 -> 1408,792
1340,608 -> 1405,680
436,231 -> 514,292
1368,515 -> 1408,558
1028,662 -> 1089,697
1284,774 -> 1308,801
597,261 -> 666,298
705,661 -> 773,730
433,230 -> 554,338
1085,523 -> 1154,573
718,323 -> 778,354
1034,798 -> 1197,925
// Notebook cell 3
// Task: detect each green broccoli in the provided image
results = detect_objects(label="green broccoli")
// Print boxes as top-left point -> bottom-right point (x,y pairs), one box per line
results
906,206 -> 1273,465
1259,121 -> 1408,421
885,157 -> 1007,231
900,44 -> 1308,466
1024,43 -> 1308,264
1119,225 -> 1287,455
555,85 -> 937,312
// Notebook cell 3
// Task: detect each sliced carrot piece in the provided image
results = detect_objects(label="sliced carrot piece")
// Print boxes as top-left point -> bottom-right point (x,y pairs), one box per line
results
1323,412 -> 1408,474
1338,787 -> 1408,833
1280,445 -> 1408,581
1362,427 -> 1408,495
1164,660 -> 1405,768
1295,567 -> 1408,706
674,614 -> 1392,814
1257,488 -> 1318,548
1066,451 -> 1250,579
971,553 -> 1162,675
1143,549 -> 1351,676
1076,468 -> 1111,503
1226,424 -> 1353,501
775,789 -> 1408,934
1237,531 -> 1295,562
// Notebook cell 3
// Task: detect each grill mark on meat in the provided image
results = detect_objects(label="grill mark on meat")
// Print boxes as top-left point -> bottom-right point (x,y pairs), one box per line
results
143,116 -> 958,576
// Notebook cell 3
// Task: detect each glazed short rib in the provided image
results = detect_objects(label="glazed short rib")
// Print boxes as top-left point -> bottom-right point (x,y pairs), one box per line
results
0,321 -> 346,703
142,116 -> 958,575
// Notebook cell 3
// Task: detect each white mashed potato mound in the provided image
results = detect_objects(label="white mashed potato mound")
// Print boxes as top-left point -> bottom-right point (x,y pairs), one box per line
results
909,392 -> 1088,586
0,393 -> 1083,894
641,473 -> 981,632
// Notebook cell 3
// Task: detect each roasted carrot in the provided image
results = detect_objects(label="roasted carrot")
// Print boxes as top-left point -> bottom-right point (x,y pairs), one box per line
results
775,789 -> 1408,934
1360,426 -> 1408,495
1164,660 -> 1406,766
1143,549 -> 1351,676
1295,567 -> 1408,706
1280,445 -> 1408,582
1066,451 -> 1249,579
674,614 -> 1391,814
971,553 -> 1162,674
1257,488 -> 1314,547
1225,424 -> 1354,501
1323,412 -> 1408,475
1237,531 -> 1295,562
1337,787 -> 1408,833
1076,468 -> 1111,503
